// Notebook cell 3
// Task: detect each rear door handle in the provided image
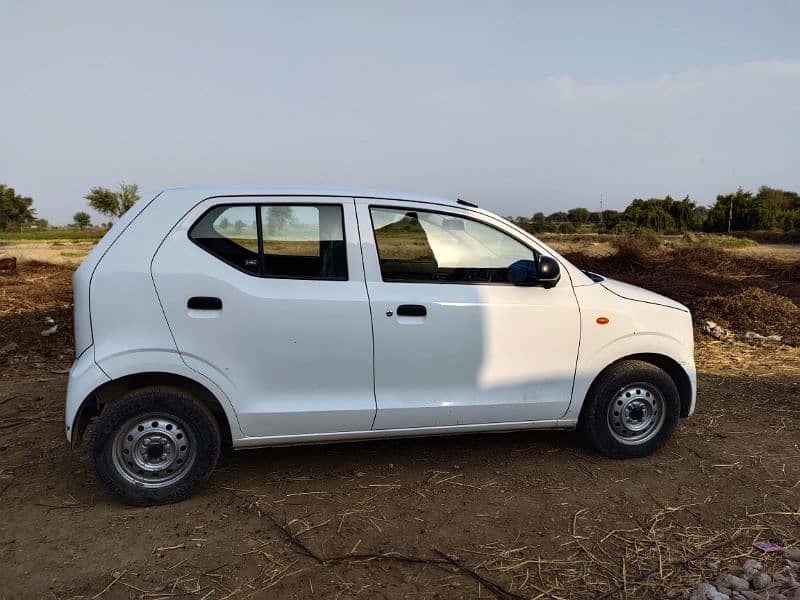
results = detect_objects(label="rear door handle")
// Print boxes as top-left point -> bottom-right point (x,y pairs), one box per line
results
396,304 -> 426,317
187,296 -> 222,310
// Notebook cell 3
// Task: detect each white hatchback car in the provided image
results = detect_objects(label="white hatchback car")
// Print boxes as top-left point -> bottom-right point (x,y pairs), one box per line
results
67,188 -> 695,505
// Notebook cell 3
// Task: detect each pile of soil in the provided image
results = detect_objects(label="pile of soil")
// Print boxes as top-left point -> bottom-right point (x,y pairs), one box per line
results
693,287 -> 800,346
566,245 -> 800,307
0,261 -> 74,361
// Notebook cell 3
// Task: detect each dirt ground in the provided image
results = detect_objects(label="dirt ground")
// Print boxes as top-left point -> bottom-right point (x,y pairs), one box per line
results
1,250 -> 799,599
0,241 -> 94,265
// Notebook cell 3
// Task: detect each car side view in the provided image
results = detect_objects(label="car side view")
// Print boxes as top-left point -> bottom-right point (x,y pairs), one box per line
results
67,188 -> 696,505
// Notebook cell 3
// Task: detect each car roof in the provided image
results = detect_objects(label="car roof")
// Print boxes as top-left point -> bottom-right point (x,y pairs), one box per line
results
159,186 -> 471,209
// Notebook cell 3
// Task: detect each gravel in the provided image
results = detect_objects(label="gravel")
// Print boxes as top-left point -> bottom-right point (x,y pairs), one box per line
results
685,549 -> 799,600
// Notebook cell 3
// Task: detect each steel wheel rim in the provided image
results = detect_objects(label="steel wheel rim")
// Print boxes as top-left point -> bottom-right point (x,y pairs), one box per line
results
606,383 -> 666,445
112,413 -> 197,488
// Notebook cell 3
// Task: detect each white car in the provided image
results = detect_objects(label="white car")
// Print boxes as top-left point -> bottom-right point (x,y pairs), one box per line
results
67,188 -> 696,505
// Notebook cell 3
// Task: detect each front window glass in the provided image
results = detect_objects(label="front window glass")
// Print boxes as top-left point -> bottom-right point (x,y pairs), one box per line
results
370,207 -> 535,283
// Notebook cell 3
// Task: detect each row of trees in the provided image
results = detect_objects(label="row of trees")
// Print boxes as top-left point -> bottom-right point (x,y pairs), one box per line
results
3,182 -> 799,234
1,182 -> 141,231
507,187 -> 800,234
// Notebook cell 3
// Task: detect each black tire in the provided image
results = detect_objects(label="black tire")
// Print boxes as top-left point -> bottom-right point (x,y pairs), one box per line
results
580,360 -> 680,458
90,387 -> 221,506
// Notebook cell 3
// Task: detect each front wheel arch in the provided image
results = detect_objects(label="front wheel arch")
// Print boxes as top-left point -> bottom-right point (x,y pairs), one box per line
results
580,353 -> 693,422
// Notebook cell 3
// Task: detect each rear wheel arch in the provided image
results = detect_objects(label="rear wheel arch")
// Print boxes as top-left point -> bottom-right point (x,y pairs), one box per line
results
581,353 -> 693,420
73,372 -> 233,448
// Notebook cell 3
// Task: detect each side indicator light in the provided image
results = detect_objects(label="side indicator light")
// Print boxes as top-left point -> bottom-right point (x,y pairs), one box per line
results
596,317 -> 610,325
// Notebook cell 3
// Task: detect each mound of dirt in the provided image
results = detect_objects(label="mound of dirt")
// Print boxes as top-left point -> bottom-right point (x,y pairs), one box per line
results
565,245 -> 800,307
693,287 -> 800,346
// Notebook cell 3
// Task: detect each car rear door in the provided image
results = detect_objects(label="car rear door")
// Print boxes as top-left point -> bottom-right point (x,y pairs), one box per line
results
355,199 -> 581,430
152,196 -> 376,438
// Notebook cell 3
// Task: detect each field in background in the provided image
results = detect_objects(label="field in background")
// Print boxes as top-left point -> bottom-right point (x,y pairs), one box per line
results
0,228 -> 105,241
0,236 -> 799,598
3,230 -> 800,266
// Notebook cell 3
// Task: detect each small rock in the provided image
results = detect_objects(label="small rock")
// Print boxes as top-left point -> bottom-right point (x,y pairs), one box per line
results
751,572 -> 771,590
41,324 -> 58,336
740,592 -> 765,600
742,559 -> 763,577
784,548 -> 800,562
744,331 -> 782,342
716,573 -> 750,592
708,561 -> 721,571
690,582 -> 729,600
0,341 -> 17,354
702,320 -> 733,340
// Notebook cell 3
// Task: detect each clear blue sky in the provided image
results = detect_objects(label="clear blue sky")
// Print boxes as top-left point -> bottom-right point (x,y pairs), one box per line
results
2,1 -> 799,224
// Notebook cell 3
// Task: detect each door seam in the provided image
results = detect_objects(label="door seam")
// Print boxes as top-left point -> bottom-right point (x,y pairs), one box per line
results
353,199 -> 379,429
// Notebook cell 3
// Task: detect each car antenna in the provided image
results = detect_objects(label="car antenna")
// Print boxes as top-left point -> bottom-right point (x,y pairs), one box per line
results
457,197 -> 479,208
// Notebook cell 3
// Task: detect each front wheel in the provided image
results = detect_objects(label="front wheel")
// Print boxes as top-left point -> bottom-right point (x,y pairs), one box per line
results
90,387 -> 221,505
580,360 -> 680,458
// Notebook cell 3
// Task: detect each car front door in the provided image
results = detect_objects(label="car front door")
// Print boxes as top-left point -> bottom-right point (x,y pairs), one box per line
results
356,199 -> 581,430
152,196 -> 375,438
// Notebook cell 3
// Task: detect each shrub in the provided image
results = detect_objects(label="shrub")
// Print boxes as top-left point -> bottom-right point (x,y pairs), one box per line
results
612,227 -> 662,260
684,234 -> 758,249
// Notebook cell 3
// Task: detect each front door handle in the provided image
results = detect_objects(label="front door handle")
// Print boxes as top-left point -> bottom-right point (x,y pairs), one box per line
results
396,304 -> 426,317
188,296 -> 222,310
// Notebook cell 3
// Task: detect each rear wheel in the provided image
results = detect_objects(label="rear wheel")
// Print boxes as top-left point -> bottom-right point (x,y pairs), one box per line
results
90,387 -> 220,505
581,360 -> 680,458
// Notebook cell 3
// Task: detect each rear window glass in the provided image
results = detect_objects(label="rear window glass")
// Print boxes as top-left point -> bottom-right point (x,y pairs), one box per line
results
261,205 -> 346,280
189,203 -> 347,280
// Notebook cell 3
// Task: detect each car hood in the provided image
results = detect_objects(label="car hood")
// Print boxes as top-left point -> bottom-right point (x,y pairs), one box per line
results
600,277 -> 688,312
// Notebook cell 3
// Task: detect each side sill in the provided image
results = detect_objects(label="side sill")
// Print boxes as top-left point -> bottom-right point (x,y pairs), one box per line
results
232,419 -> 578,449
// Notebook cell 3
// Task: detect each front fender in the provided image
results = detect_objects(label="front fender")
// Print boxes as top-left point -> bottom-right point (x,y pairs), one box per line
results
566,284 -> 696,421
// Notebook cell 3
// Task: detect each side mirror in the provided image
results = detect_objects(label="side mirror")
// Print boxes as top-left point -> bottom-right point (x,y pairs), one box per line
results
537,255 -> 561,288
507,256 -> 561,288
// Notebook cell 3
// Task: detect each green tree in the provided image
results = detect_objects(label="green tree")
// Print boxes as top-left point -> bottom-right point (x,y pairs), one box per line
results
567,207 -> 590,224
545,211 -> 568,223
218,217 -> 231,230
0,184 -> 36,231
265,206 -> 294,235
703,186 -> 800,231
621,196 -> 696,231
85,182 -> 140,219
703,188 -> 784,232
73,211 -> 92,229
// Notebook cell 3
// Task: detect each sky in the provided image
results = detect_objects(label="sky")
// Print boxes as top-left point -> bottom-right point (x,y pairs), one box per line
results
1,1 -> 799,225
